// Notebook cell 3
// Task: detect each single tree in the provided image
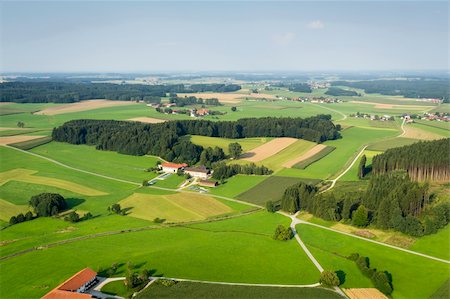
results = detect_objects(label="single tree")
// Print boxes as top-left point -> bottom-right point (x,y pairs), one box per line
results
64,211 -> 80,223
319,270 -> 340,287
266,200 -> 276,213
352,205 -> 369,227
358,155 -> 367,179
110,203 -> 121,214
231,106 -> 237,112
228,142 -> 242,159
9,216 -> 18,225
16,213 -> 25,223
25,211 -> 33,221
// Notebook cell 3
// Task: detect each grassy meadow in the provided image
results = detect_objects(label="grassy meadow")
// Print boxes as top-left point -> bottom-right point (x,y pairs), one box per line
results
138,282 -> 342,299
297,224 -> 450,299
188,135 -> 271,154
0,212 -> 320,299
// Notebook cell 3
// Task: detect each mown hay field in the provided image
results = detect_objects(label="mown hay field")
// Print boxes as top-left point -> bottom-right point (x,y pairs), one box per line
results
119,192 -> 233,222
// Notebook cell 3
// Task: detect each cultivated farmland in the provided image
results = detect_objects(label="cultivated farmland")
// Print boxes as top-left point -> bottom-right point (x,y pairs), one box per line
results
241,137 -> 299,162
119,192 -> 234,222
34,99 -> 137,115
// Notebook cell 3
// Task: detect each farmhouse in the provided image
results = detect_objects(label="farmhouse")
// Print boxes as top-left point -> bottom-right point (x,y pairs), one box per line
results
185,165 -> 211,179
160,162 -> 188,173
198,179 -> 218,187
42,268 -> 97,299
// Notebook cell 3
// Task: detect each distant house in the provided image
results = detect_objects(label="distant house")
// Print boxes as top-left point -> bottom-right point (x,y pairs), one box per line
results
198,179 -> 218,187
160,162 -> 188,173
42,268 -> 97,299
184,165 -> 211,179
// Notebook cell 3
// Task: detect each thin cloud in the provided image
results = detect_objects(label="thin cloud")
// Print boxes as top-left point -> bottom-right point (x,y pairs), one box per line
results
307,20 -> 325,30
272,32 -> 296,46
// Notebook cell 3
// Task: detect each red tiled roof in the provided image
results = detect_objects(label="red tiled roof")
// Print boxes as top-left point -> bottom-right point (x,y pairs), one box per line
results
41,268 -> 97,299
161,162 -> 188,169
42,289 -> 92,299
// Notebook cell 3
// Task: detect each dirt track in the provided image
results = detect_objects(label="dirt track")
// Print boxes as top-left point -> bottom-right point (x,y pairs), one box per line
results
241,137 -> 297,162
34,100 -> 136,115
128,117 -> 167,124
283,144 -> 327,168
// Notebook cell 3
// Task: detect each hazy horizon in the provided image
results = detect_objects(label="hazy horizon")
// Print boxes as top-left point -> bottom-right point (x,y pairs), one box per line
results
1,1 -> 448,72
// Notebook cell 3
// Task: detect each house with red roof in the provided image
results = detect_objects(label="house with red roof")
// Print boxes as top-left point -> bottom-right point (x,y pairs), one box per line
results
159,162 -> 188,173
41,268 -> 97,299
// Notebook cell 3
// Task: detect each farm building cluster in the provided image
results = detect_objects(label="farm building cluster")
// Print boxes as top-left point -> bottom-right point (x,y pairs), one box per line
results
402,112 -> 450,122
159,162 -> 218,187
293,97 -> 342,104
351,112 -> 395,121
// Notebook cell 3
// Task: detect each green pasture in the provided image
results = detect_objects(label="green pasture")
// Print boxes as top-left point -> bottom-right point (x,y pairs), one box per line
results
0,212 -> 320,299
340,150 -> 381,181
277,127 -> 398,180
259,139 -> 316,171
367,137 -> 419,151
0,146 -> 138,214
410,122 -> 449,138
297,224 -> 450,299
209,175 -> 268,198
151,174 -> 186,189
414,120 -> 450,131
31,142 -> 161,183
237,176 -> 321,206
293,146 -> 335,169
138,282 -> 342,299
188,135 -> 271,154
409,225 -> 450,260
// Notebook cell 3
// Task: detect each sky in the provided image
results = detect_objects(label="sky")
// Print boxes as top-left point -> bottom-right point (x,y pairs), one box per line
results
0,1 -> 448,72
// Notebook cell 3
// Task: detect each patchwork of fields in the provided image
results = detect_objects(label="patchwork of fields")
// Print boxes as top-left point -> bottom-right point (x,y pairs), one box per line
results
0,88 -> 448,299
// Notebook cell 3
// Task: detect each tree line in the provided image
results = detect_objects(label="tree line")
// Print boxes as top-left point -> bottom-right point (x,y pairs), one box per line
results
372,138 -> 450,182
211,162 -> 272,180
325,87 -> 359,97
169,96 -> 222,107
331,79 -> 450,102
0,82 -> 241,103
279,171 -> 449,236
52,115 -> 340,165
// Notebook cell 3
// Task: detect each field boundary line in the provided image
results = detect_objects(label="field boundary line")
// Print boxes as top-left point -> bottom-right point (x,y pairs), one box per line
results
149,276 -> 321,288
3,145 -> 141,186
297,221 -> 450,264
0,209 -> 260,262
315,104 -> 347,121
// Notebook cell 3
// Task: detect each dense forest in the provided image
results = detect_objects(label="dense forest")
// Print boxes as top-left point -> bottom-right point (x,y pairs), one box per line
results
0,82 -> 241,103
331,79 -> 450,102
271,83 -> 312,93
280,171 -> 449,236
372,139 -> 450,182
325,87 -> 359,97
52,115 -> 340,165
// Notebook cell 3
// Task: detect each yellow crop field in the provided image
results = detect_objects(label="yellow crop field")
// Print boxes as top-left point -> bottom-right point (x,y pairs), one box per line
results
0,199 -> 31,221
119,192 -> 233,223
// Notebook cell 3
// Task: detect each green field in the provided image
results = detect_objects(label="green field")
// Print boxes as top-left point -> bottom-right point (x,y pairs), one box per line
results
366,137 -> 420,151
277,127 -> 399,179
188,135 -> 271,154
409,225 -> 450,260
138,281 -> 342,299
297,224 -> 450,299
340,150 -> 382,181
237,176 -> 320,205
293,146 -> 336,169
0,212 -> 320,299
209,175 -> 268,198
31,142 -> 162,183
